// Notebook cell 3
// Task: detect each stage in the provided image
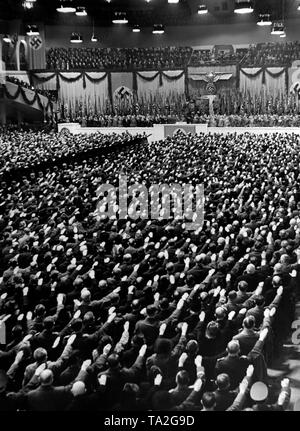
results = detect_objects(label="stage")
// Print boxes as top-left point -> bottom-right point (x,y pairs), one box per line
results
58,123 -> 208,142
58,122 -> 300,142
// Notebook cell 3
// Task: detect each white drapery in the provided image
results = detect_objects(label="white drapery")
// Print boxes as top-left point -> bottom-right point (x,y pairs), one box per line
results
137,70 -> 185,102
58,72 -> 108,112
265,67 -> 286,97
239,68 -> 263,97
32,72 -> 57,90
137,71 -> 161,101
59,72 -> 83,111
83,72 -> 109,113
240,67 -> 287,97
158,70 -> 185,98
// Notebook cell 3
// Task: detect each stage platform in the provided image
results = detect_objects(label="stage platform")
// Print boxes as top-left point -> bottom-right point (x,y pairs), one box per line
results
58,122 -> 300,142
58,123 -> 208,142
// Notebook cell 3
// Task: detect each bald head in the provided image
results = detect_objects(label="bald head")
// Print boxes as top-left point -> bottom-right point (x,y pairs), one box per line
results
227,340 -> 240,356
246,264 -> 255,275
81,289 -> 91,301
71,381 -> 86,397
40,369 -> 53,386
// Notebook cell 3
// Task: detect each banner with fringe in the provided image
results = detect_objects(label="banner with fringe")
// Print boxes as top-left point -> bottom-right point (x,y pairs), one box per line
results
3,83 -> 53,113
240,67 -> 288,97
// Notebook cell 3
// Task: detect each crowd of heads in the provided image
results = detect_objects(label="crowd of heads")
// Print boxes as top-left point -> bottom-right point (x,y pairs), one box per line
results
46,47 -> 192,71
241,41 -> 300,67
0,128 -> 299,411
58,111 -> 300,129
46,41 -> 300,71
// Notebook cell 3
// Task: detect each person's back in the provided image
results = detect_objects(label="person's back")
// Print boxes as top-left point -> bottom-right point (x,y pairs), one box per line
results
213,374 -> 236,411
26,370 -> 71,411
233,316 -> 259,355
169,385 -> 192,407
135,305 -> 159,345
233,330 -> 259,356
215,341 -> 249,390
27,384 -> 71,411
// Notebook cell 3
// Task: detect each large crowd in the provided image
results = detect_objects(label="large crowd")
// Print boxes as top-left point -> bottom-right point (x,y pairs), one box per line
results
241,41 -> 300,67
46,47 -> 192,71
45,41 -> 300,71
0,127 -> 298,411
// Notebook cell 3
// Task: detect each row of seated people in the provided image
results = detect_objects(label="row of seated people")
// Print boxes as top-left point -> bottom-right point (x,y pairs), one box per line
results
241,41 -> 300,67
0,128 -> 298,410
46,41 -> 300,71
189,50 -> 245,67
5,76 -> 56,101
46,47 -> 192,71
57,112 -> 300,128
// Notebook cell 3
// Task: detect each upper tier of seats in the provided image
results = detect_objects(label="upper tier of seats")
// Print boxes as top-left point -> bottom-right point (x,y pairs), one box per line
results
45,41 -> 300,71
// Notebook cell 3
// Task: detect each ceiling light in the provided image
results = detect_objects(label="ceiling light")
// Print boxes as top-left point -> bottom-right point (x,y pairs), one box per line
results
152,24 -> 165,34
271,21 -> 285,35
23,0 -> 36,9
57,1 -> 76,13
70,32 -> 83,43
112,12 -> 128,24
168,0 -> 179,3
76,6 -> 87,16
132,25 -> 141,33
26,25 -> 40,36
197,4 -> 208,14
91,34 -> 98,42
257,14 -> 272,26
3,35 -> 12,43
234,0 -> 253,14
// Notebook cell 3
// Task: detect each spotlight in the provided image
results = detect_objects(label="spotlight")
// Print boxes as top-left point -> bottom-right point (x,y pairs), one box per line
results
168,0 -> 179,3
91,34 -> 98,42
76,6 -> 87,16
57,1 -> 76,13
132,25 -> 141,33
26,25 -> 40,36
112,12 -> 128,24
271,22 -> 285,35
234,0 -> 253,14
23,0 -> 36,9
197,4 -> 208,14
70,32 -> 83,43
257,14 -> 272,26
152,24 -> 165,34
3,35 -> 12,43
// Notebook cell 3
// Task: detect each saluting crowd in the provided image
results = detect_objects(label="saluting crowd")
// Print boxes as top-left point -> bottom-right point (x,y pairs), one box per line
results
0,129 -> 299,411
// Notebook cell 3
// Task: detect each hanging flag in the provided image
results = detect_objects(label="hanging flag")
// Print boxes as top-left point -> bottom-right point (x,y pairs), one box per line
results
27,25 -> 46,70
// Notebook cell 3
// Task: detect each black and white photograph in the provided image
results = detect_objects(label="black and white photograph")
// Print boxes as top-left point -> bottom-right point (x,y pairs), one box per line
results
0,0 -> 300,421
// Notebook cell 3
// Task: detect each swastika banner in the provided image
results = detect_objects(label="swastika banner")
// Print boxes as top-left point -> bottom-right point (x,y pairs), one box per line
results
27,27 -> 46,69
29,36 -> 43,51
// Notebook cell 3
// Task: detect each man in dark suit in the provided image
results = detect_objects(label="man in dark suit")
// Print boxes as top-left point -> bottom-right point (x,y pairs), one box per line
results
246,295 -> 265,328
233,316 -> 259,355
134,305 -> 160,346
213,373 -> 236,411
8,369 -> 72,411
215,340 -> 249,390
